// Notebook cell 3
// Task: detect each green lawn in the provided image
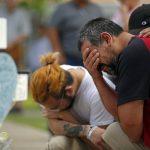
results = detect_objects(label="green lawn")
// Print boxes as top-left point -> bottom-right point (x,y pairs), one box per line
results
6,93 -> 48,131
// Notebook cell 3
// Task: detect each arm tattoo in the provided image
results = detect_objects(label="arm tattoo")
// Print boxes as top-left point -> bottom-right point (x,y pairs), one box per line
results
64,124 -> 83,137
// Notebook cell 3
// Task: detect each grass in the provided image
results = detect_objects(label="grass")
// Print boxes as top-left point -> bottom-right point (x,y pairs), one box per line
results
6,93 -> 48,131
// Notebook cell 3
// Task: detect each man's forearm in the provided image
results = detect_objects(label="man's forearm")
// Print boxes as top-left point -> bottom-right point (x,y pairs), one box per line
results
93,74 -> 118,118
118,100 -> 144,142
121,122 -> 143,142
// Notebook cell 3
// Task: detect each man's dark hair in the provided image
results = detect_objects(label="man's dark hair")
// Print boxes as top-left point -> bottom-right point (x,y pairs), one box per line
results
78,17 -> 123,50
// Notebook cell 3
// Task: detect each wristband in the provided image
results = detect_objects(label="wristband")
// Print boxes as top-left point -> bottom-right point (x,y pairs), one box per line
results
87,126 -> 98,140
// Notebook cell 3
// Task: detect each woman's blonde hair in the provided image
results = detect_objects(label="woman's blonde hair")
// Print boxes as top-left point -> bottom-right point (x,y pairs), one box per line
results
30,52 -> 69,103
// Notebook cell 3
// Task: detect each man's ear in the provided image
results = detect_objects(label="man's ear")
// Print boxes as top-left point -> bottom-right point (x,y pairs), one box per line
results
65,85 -> 74,97
100,32 -> 112,47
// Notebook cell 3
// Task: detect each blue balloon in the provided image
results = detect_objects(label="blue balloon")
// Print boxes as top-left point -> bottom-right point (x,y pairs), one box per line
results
0,52 -> 17,126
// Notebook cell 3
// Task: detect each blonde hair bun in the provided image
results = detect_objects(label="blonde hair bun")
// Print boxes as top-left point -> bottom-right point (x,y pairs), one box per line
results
40,52 -> 60,66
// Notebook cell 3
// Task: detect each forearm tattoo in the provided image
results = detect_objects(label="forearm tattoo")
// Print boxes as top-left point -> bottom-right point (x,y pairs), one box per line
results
64,124 -> 83,137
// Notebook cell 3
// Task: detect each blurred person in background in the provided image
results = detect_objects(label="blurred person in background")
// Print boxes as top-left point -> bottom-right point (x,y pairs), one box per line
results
27,23 -> 52,72
0,0 -> 32,69
48,0 -> 104,66
128,4 -> 150,36
0,0 -> 32,113
112,0 -> 141,31
30,52 -> 115,150
138,27 -> 150,37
